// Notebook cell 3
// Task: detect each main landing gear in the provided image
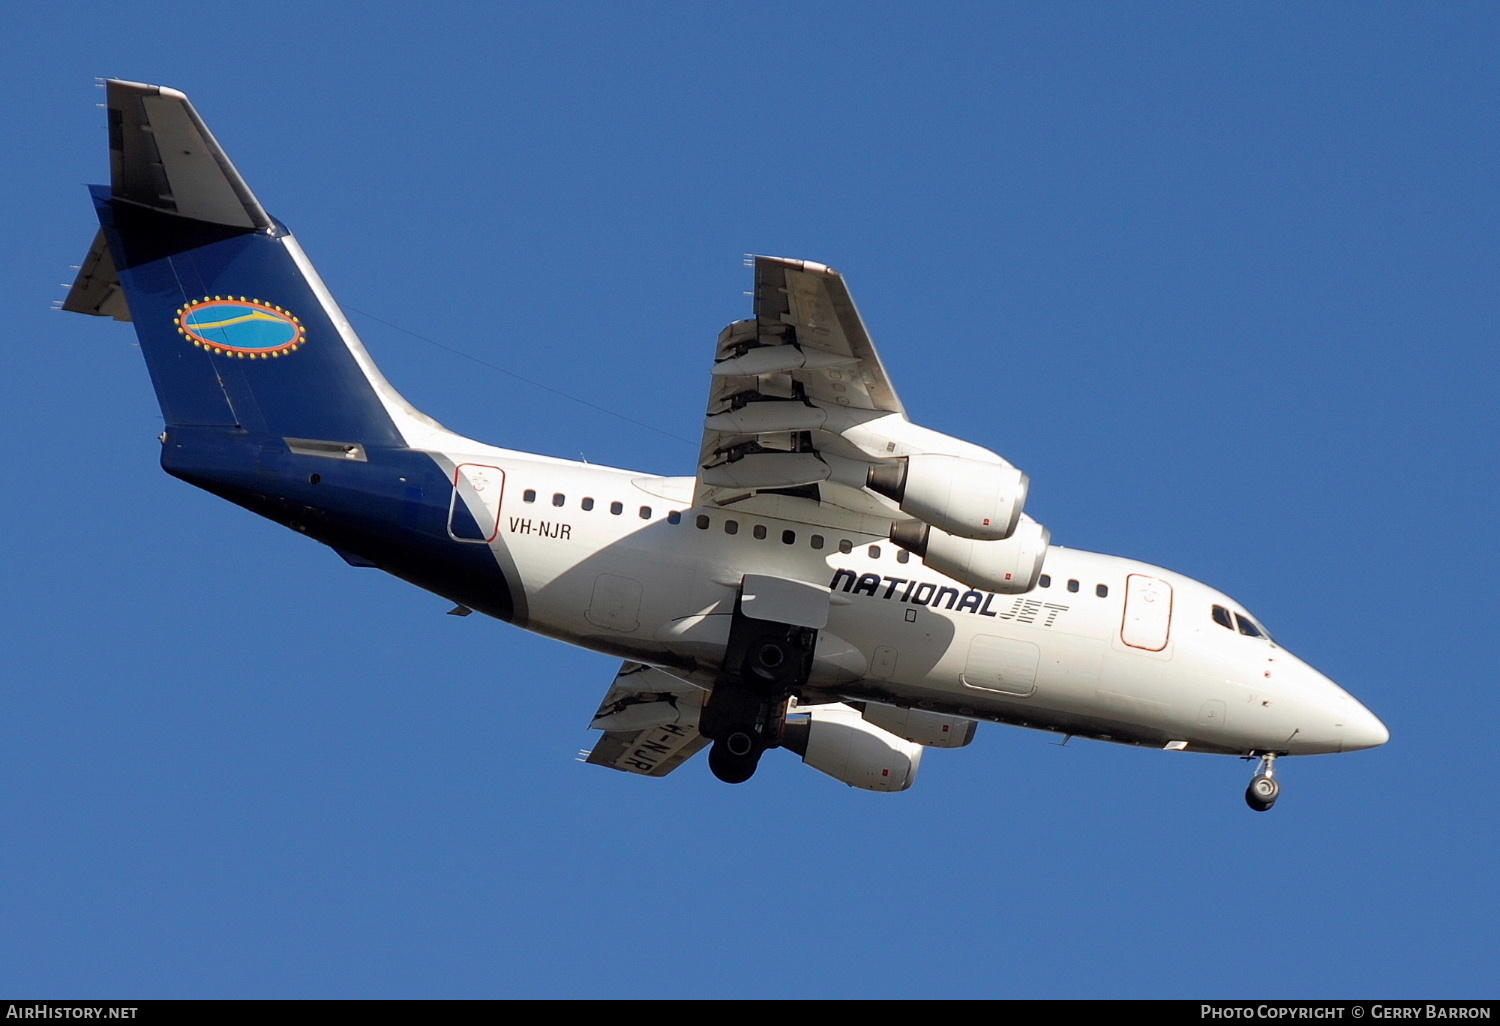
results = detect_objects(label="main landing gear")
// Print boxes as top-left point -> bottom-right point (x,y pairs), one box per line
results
1245,753 -> 1281,812
700,595 -> 818,785
706,724 -> 763,785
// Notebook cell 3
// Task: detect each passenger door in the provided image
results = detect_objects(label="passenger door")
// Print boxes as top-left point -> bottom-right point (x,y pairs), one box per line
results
1120,574 -> 1172,651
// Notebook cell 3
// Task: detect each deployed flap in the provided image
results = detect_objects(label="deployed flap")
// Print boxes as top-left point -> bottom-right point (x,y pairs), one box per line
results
106,79 -> 271,229
584,663 -> 708,777
753,256 -> 904,416
694,256 -> 915,525
692,256 -> 1040,549
62,229 -> 131,321
740,574 -> 830,629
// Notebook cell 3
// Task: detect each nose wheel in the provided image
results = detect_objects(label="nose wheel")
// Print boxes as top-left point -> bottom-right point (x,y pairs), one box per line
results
1245,753 -> 1280,812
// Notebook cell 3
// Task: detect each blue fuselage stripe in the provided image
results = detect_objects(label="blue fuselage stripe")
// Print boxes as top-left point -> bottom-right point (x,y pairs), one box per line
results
162,428 -> 515,622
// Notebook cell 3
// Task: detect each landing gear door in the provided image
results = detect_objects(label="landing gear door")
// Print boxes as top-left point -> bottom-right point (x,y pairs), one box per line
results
1121,573 -> 1172,651
739,574 -> 830,629
448,463 -> 505,543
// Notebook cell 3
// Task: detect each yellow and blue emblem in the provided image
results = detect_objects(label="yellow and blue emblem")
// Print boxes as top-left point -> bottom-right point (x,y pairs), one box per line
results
177,297 -> 305,357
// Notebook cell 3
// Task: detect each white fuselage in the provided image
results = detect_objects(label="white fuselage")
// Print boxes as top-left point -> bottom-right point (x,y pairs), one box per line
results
445,447 -> 1388,759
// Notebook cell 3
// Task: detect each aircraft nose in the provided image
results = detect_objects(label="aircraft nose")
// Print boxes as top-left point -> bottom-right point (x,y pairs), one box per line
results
1342,703 -> 1390,752
1293,659 -> 1389,754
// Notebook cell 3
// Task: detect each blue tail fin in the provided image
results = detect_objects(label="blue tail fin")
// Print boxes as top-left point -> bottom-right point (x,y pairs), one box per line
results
64,82 -> 522,623
69,80 -> 406,449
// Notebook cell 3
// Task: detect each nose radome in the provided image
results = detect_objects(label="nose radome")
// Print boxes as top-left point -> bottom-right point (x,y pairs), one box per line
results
1342,704 -> 1390,752
1295,659 -> 1389,754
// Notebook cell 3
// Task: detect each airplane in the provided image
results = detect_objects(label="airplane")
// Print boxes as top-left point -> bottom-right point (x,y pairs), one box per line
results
64,80 -> 1388,810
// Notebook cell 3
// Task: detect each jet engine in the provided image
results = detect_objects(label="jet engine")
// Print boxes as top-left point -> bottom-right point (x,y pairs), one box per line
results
859,703 -> 978,748
868,453 -> 1028,540
890,514 -> 1050,594
781,704 -> 923,792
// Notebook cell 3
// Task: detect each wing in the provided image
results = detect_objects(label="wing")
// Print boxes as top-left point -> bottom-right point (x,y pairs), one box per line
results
583,663 -> 709,777
693,257 -> 1048,587
695,257 -> 897,521
696,255 -> 999,528
747,256 -> 904,416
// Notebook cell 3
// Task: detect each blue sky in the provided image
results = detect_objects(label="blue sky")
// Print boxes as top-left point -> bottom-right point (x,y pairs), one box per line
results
3,1 -> 1496,998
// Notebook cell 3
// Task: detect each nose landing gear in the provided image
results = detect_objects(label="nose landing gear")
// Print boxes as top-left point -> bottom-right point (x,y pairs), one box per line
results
1245,753 -> 1280,812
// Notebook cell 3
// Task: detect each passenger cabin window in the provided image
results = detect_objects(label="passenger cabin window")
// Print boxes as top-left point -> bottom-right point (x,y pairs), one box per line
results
782,530 -> 796,545
810,535 -> 824,550
753,525 -> 767,540
896,549 -> 910,564
1212,605 -> 1234,630
639,506 -> 651,519
552,493 -> 565,507
523,489 -> 537,503
610,501 -> 623,515
725,520 -> 739,535
838,540 -> 853,554
868,545 -> 881,559
1067,579 -> 1080,593
667,511 -> 681,525
696,514 -> 710,530
1039,575 -> 1051,588
581,497 -> 594,511
1096,584 -> 1108,598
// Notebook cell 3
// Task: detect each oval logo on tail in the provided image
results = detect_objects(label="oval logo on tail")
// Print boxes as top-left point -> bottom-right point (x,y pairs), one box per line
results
177,297 -> 304,357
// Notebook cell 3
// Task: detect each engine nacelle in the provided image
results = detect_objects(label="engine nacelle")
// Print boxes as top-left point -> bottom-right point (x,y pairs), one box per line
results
781,704 -> 923,792
860,704 -> 978,748
890,514 -> 1050,594
867,454 -> 1028,540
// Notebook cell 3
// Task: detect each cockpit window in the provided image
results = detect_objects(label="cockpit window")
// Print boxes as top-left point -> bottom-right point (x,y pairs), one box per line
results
1215,602 -> 1274,641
